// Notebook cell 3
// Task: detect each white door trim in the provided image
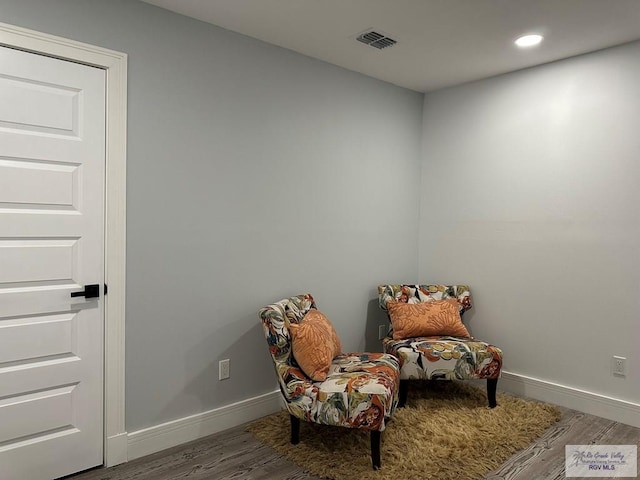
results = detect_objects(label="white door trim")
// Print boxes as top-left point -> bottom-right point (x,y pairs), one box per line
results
0,22 -> 128,467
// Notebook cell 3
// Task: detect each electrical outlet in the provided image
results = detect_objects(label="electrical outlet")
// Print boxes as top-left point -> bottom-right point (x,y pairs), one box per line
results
612,356 -> 627,377
219,359 -> 230,380
378,324 -> 387,340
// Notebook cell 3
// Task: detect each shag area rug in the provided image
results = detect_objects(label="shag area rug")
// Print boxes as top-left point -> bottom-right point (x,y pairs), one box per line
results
246,381 -> 561,480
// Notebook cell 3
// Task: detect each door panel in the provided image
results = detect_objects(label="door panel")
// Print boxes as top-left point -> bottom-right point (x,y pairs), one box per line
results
0,238 -> 78,283
0,384 -> 77,444
0,158 -> 77,207
0,74 -> 79,133
0,312 -> 77,364
0,45 -> 105,480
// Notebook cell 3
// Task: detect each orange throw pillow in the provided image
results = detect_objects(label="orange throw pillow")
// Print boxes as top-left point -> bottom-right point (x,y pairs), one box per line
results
289,309 -> 342,381
387,299 -> 470,340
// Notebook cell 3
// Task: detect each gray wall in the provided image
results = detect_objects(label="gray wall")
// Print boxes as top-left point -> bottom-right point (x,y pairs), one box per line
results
2,0 -> 423,431
419,41 -> 640,405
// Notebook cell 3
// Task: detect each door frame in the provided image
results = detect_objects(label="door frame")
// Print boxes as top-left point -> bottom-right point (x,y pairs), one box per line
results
0,22 -> 128,467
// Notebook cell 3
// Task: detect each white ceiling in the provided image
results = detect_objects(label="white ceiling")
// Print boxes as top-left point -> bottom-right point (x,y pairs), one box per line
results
141,0 -> 640,92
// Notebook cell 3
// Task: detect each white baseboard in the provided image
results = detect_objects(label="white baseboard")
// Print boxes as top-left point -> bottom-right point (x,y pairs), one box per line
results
499,371 -> 640,428
127,390 -> 282,461
121,375 -> 639,463
105,432 -> 128,467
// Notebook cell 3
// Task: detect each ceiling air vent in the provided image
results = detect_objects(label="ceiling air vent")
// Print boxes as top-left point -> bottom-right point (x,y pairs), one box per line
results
355,30 -> 397,50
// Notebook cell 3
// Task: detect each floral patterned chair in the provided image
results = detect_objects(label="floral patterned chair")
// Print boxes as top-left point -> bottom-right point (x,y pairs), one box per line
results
378,284 -> 502,408
259,294 -> 400,470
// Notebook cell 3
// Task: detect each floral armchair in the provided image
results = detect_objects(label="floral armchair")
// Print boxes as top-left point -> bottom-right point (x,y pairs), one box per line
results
378,284 -> 502,408
258,294 -> 400,470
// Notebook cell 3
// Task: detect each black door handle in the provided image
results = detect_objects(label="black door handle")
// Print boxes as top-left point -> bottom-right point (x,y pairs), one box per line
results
70,284 -> 100,298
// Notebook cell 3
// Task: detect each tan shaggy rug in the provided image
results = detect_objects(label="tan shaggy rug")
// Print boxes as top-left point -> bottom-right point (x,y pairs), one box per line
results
246,381 -> 561,480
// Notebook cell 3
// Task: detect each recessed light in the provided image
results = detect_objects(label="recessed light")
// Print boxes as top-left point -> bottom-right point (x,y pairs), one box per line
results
515,34 -> 543,48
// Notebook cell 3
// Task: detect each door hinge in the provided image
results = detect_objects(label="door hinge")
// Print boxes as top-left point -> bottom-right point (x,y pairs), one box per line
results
104,283 -> 108,295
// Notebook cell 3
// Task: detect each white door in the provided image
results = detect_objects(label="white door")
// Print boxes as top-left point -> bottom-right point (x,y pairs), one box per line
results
0,46 -> 105,480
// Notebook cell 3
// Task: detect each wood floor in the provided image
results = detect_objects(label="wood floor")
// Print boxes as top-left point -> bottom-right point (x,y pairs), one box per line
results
68,404 -> 639,480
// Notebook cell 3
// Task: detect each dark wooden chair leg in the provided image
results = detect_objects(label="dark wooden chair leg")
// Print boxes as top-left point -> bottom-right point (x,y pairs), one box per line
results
487,378 -> 498,408
370,430 -> 381,470
398,379 -> 409,408
290,414 -> 300,444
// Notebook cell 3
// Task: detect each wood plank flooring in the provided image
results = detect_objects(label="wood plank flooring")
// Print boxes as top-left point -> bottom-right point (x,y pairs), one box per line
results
68,404 -> 639,480
486,407 -> 639,480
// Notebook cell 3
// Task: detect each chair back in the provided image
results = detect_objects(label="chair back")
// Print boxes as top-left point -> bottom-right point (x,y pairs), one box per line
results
258,293 -> 316,399
378,284 -> 472,315
378,285 -> 472,338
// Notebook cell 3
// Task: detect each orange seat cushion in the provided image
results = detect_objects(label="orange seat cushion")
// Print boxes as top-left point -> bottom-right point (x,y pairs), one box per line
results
289,309 -> 342,381
387,299 -> 470,340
